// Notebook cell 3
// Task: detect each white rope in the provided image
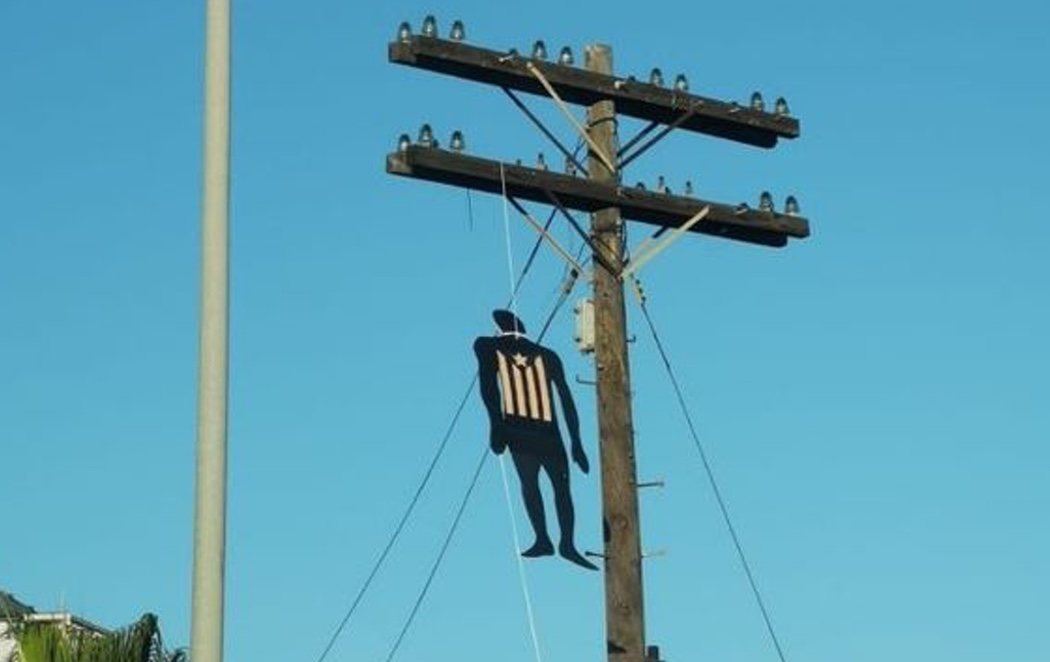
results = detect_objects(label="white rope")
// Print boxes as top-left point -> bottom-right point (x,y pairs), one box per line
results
621,205 -> 710,280
497,163 -> 544,662
499,456 -> 544,662
500,163 -> 519,315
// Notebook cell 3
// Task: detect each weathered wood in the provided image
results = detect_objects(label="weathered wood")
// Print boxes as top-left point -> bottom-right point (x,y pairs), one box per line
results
389,36 -> 799,148
586,44 -> 647,662
387,146 -> 809,248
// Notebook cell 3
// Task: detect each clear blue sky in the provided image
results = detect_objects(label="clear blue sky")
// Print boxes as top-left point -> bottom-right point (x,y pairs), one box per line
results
2,1 -> 1047,661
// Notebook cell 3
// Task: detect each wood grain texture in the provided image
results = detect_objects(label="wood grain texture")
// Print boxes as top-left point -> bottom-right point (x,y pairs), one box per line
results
387,147 -> 809,248
586,44 -> 647,662
389,36 -> 799,148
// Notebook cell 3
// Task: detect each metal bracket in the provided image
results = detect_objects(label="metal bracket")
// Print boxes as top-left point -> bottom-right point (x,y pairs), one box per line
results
645,645 -> 664,662
619,106 -> 698,169
543,189 -> 622,277
618,120 -> 660,158
636,479 -> 665,489
505,194 -> 587,276
524,61 -> 618,175
502,87 -> 589,178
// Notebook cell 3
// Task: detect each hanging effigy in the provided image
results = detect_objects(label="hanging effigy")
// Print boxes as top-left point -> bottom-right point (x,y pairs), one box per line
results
474,309 -> 598,570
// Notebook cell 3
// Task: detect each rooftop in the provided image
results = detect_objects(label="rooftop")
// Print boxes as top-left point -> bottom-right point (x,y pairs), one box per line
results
0,592 -> 35,619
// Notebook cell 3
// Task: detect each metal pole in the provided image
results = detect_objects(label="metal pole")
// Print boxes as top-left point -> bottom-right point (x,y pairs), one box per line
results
191,1 -> 230,662
586,43 -> 647,662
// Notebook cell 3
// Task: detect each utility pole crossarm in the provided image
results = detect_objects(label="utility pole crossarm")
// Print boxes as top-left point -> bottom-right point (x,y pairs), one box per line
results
387,146 -> 809,247
389,36 -> 799,148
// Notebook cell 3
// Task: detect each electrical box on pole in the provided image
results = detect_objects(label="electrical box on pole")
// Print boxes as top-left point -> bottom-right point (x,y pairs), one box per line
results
574,298 -> 596,354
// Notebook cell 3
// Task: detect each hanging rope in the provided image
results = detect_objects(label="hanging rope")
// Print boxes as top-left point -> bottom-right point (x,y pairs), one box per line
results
634,293 -> 790,662
499,455 -> 544,662
498,161 -> 545,662
500,163 -> 520,318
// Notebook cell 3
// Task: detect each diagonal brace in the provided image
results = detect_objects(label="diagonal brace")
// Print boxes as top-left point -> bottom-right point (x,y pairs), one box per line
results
505,195 -> 587,277
542,189 -> 621,277
502,87 -> 589,178
621,206 -> 710,280
524,61 -> 618,176
618,121 -> 660,158
619,107 -> 698,170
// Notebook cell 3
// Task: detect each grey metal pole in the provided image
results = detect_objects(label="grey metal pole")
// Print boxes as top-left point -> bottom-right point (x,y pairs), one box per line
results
191,1 -> 230,662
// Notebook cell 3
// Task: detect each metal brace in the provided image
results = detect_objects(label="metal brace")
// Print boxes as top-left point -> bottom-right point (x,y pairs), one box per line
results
505,195 -> 587,276
621,206 -> 710,280
524,61 -> 618,175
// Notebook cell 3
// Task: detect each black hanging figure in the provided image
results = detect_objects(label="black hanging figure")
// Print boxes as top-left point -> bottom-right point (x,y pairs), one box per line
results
474,309 -> 598,571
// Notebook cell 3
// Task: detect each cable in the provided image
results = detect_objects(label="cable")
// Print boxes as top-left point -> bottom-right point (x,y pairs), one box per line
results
636,299 -> 790,662
539,259 -> 580,345
383,447 -> 490,662
498,455 -> 544,662
312,376 -> 477,662
320,139 -> 587,662
313,202 -> 560,662
381,287 -> 576,662
382,200 -> 582,662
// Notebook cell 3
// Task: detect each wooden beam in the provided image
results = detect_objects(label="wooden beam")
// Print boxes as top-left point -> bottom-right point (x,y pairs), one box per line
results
585,44 -> 647,662
387,146 -> 810,248
389,36 -> 799,148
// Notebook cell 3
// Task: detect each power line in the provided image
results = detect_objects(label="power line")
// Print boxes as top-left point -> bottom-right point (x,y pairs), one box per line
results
313,198 -> 572,662
384,447 -> 489,662
312,375 -> 476,662
381,187 -> 587,659
383,276 -> 578,661
389,31 -> 811,662
636,298 -> 790,662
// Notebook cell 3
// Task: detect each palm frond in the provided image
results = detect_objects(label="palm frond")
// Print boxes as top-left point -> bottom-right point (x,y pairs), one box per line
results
10,612 -> 186,662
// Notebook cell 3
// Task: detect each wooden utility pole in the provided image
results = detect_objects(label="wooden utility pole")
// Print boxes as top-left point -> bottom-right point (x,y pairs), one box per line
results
386,22 -> 809,661
585,44 -> 646,661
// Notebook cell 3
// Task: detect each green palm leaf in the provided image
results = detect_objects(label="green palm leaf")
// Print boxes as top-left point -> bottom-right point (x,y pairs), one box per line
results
10,612 -> 185,662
